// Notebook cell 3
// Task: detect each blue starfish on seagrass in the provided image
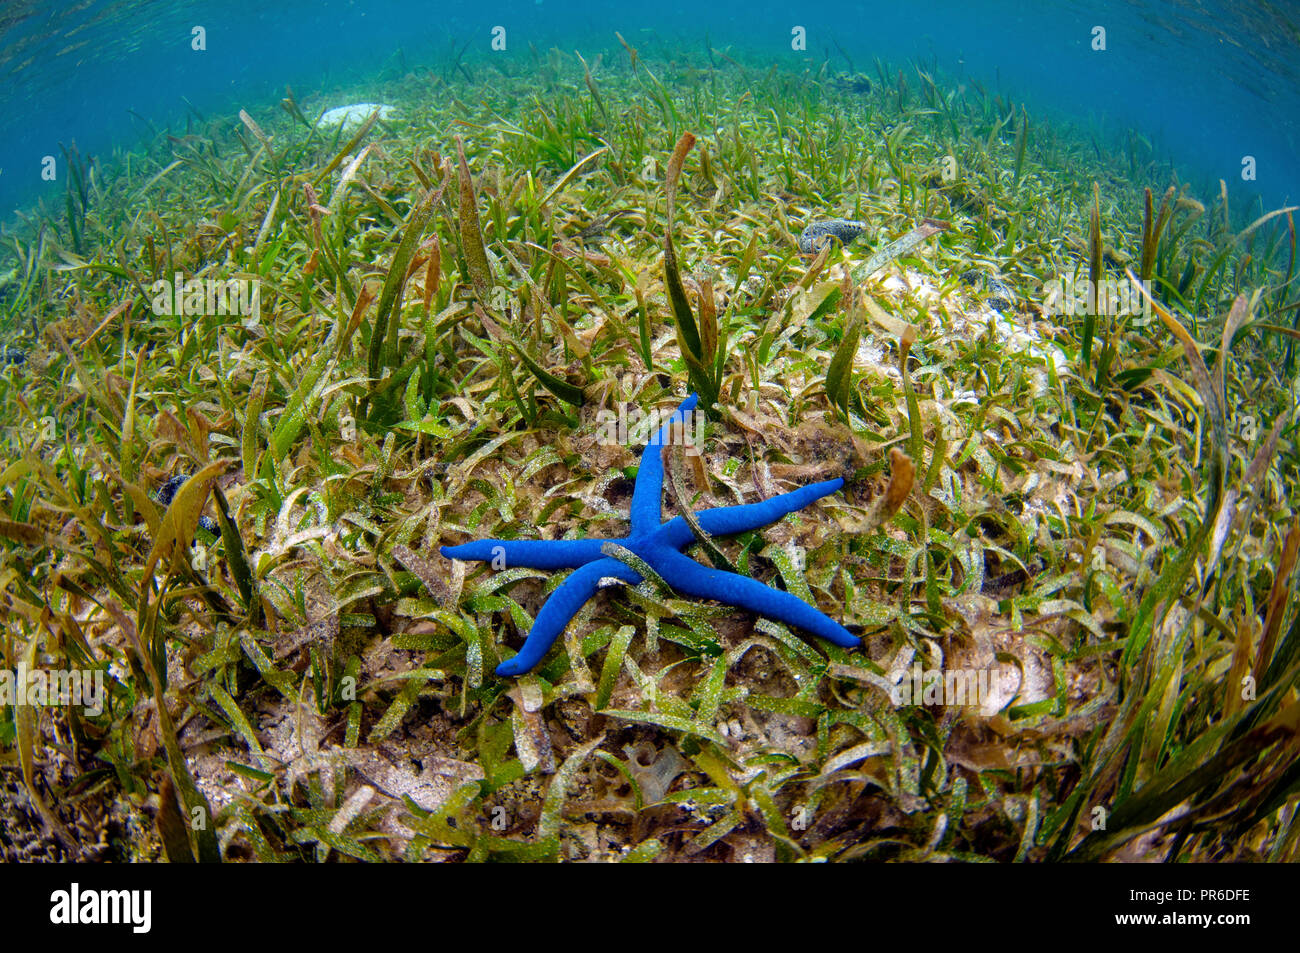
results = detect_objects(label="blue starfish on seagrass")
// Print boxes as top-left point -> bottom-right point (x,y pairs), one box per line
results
440,393 -> 859,676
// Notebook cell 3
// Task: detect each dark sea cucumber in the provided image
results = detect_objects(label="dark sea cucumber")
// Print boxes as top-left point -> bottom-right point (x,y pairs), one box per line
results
798,219 -> 871,254
959,269 -> 1018,313
158,474 -> 219,533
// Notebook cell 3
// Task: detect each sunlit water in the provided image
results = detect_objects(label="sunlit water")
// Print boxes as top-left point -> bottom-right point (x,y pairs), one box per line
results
0,0 -> 1297,219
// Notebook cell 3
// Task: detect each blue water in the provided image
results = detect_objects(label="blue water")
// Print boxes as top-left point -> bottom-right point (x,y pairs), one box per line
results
1,0 -> 1297,221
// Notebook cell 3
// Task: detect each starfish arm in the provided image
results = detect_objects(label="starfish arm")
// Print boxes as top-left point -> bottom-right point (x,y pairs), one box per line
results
696,478 -> 846,535
649,478 -> 846,550
495,557 -> 643,676
440,538 -> 608,570
642,547 -> 860,649
629,393 -> 699,535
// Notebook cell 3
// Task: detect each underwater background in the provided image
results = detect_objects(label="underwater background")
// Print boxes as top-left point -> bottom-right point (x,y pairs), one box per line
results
3,0 -> 1300,866
1,1 -> 1299,218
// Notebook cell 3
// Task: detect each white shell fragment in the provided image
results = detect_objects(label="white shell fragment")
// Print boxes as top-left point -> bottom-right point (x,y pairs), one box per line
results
318,103 -> 396,129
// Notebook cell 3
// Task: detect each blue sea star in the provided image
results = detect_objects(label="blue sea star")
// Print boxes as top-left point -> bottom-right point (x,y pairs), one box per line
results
440,393 -> 859,676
